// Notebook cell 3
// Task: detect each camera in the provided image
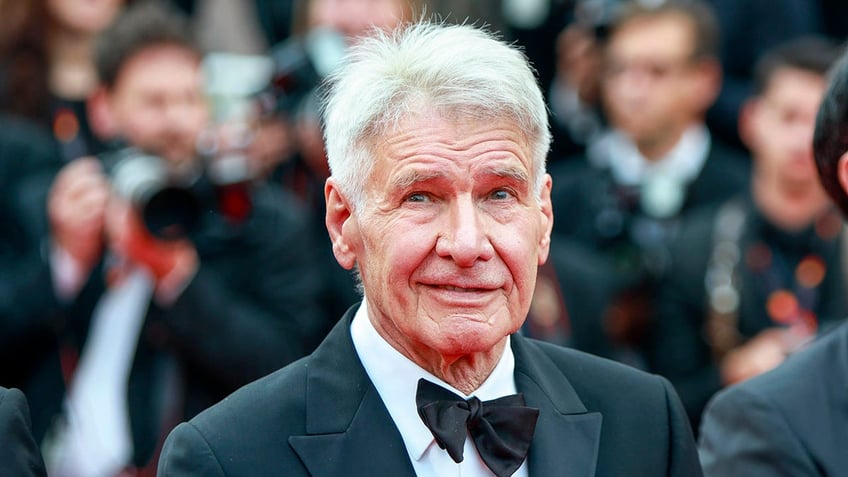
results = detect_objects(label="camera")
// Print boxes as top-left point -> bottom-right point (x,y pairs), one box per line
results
101,142 -> 256,241
100,146 -> 204,241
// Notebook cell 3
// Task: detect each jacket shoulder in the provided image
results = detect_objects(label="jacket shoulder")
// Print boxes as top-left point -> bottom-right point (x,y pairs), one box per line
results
186,355 -> 312,447
526,338 -> 670,401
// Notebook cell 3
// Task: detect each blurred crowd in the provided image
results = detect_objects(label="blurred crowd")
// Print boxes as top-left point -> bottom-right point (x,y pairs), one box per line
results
2,0 -> 847,474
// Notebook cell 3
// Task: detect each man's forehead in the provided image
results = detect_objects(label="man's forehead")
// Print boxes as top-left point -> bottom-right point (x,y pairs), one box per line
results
610,14 -> 696,56
112,44 -> 202,91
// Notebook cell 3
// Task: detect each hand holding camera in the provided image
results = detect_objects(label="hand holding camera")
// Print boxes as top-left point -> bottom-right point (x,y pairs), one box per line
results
48,157 -> 110,272
104,195 -> 198,293
49,152 -> 199,290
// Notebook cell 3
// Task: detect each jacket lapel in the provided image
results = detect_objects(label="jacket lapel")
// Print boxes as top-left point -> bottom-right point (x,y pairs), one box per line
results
513,335 -> 602,477
288,309 -> 416,477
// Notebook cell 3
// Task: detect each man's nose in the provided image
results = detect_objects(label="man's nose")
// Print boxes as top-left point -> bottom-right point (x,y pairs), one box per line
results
435,196 -> 495,267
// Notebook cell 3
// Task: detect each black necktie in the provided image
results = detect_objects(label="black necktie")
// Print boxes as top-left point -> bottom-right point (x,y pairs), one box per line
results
415,378 -> 539,477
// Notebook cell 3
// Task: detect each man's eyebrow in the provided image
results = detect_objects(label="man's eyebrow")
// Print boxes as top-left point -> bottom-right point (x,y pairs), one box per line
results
488,166 -> 529,184
390,170 -> 447,189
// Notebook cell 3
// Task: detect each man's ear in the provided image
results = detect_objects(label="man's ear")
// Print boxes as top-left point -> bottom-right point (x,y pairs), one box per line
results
837,152 -> 848,198
691,58 -> 722,114
325,178 -> 358,270
538,173 -> 554,266
738,98 -> 760,153
87,86 -> 118,140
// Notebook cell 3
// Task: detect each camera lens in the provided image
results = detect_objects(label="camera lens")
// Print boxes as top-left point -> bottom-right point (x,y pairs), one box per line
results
105,147 -> 202,240
141,186 -> 201,241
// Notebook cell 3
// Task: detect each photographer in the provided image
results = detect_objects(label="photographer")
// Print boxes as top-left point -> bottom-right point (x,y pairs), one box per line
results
41,2 -> 327,475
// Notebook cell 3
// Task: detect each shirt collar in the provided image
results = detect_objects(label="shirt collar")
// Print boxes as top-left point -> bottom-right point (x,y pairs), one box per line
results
591,124 -> 711,186
350,299 -> 518,462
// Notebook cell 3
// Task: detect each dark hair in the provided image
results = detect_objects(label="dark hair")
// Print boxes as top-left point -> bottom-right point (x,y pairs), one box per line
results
610,0 -> 719,61
0,0 -> 49,121
95,0 -> 200,88
752,36 -> 842,96
813,46 -> 848,217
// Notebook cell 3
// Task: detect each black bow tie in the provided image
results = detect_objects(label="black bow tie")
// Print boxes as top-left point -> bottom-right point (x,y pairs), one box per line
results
415,378 -> 539,477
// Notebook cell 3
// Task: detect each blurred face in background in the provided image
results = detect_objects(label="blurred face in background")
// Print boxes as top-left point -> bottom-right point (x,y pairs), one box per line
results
743,67 -> 828,199
601,13 -> 719,157
101,44 -> 209,170
47,0 -> 124,34
308,0 -> 409,42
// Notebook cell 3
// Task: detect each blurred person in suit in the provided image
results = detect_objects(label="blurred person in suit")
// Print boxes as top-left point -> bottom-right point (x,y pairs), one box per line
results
0,386 -> 47,477
651,36 -> 847,433
548,0 -> 750,368
696,36 -> 848,477
34,3 -> 327,475
157,19 -> 701,477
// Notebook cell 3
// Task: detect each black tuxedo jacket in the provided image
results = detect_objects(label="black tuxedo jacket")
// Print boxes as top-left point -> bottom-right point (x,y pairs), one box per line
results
699,322 -> 848,476
158,307 -> 702,476
0,387 -> 47,477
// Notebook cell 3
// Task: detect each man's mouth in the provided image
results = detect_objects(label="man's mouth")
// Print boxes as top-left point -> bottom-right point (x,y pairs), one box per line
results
438,285 -> 484,293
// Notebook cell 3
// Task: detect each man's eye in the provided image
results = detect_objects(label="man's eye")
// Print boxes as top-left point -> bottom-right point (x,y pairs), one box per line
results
406,192 -> 430,203
490,189 -> 513,200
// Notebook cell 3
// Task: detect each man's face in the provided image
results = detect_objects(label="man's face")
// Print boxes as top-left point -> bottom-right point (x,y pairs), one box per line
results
332,113 -> 553,360
601,14 -> 711,151
745,67 -> 827,191
105,45 -> 208,169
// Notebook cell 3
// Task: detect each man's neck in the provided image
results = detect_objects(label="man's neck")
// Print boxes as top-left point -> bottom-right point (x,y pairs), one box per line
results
421,341 -> 508,396
369,316 -> 507,395
752,172 -> 831,231
636,129 -> 685,162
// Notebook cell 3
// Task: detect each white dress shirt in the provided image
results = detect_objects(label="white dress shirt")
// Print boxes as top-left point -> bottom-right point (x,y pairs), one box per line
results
351,300 -> 530,477
46,250 -> 153,477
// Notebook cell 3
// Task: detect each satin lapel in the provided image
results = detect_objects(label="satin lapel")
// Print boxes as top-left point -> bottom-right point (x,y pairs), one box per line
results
512,335 -> 602,477
288,308 -> 416,477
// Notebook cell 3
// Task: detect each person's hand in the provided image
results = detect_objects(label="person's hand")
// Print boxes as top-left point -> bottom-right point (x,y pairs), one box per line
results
104,196 -> 198,292
48,157 -> 110,270
720,328 -> 790,385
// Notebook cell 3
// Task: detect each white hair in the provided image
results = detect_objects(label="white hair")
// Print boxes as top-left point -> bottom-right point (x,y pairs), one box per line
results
321,20 -> 551,210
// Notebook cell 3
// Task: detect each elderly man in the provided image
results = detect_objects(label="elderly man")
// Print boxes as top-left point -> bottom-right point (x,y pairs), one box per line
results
697,43 -> 848,477
158,20 -> 701,477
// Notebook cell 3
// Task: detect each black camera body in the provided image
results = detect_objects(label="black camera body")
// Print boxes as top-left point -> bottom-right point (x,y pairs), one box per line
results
100,146 -> 203,241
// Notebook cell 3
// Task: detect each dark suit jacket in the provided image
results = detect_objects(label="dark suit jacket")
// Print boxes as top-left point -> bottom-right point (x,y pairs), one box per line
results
158,306 -> 702,476
0,387 -> 47,477
699,322 -> 848,476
